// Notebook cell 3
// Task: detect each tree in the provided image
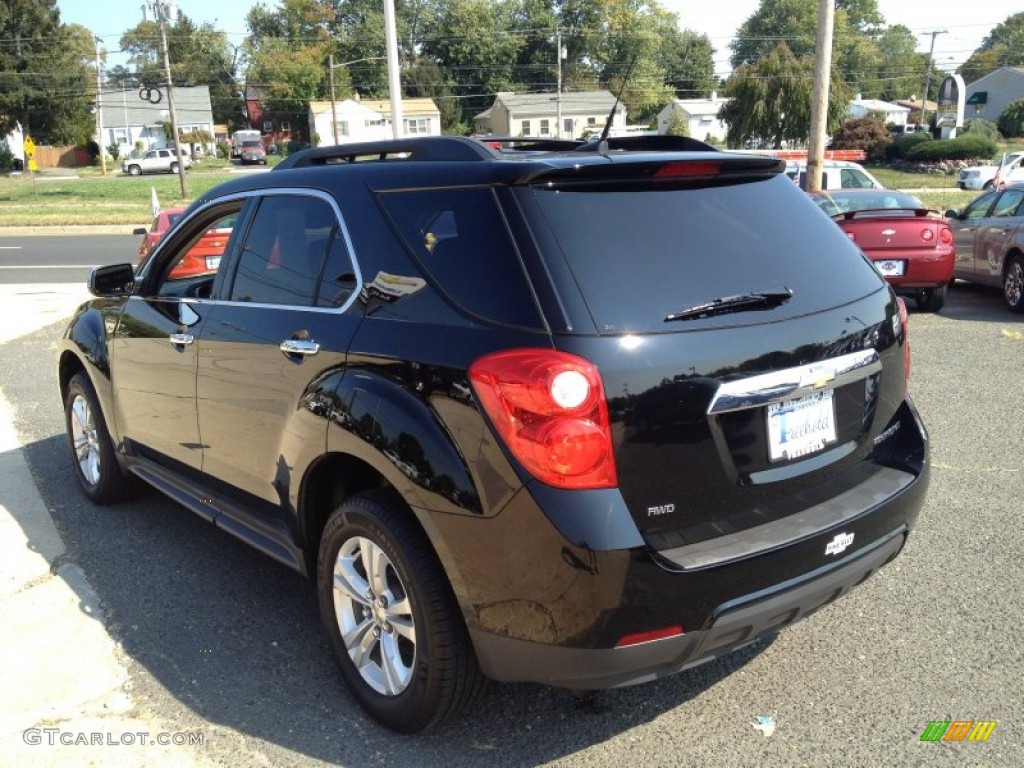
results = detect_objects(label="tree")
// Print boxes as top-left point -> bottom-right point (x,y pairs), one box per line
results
664,109 -> 690,137
730,0 -> 885,99
0,1 -> 95,144
118,13 -> 243,127
872,25 -> 932,103
998,99 -> 1024,138
719,43 -> 851,148
829,116 -> 890,161
960,12 -> 1024,83
660,30 -> 717,99
404,58 -> 464,134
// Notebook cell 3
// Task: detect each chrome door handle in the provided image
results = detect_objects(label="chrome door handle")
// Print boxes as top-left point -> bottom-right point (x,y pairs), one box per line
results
280,339 -> 320,356
169,333 -> 194,345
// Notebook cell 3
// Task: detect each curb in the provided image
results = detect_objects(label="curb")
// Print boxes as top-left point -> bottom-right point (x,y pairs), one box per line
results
0,226 -> 143,237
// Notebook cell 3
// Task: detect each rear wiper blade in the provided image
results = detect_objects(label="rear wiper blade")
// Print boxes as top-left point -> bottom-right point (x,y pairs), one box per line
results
665,287 -> 793,322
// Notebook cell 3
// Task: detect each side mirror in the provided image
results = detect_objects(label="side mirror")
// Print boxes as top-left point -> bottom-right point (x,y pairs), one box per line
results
132,227 -> 147,236
944,209 -> 961,220
89,263 -> 135,297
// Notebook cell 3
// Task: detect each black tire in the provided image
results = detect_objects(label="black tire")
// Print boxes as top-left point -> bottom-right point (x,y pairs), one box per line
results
64,372 -> 134,504
1004,254 -> 1024,313
982,180 -> 994,191
127,164 -> 141,176
169,162 -> 179,174
317,490 -> 486,732
915,284 -> 946,312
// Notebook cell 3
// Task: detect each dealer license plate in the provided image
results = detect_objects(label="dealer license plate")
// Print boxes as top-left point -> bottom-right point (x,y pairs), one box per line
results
206,256 -> 221,270
875,259 -> 906,277
767,390 -> 837,462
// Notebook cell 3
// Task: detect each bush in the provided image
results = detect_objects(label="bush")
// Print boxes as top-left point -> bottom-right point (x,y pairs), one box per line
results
906,134 -> 998,162
885,131 -> 933,161
998,99 -> 1024,138
85,140 -> 101,164
106,143 -> 120,162
960,118 -> 999,140
0,144 -> 14,171
830,117 -> 891,162
216,141 -> 231,160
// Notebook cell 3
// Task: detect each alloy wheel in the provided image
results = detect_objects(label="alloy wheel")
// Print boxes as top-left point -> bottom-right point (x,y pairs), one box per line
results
332,535 -> 416,696
1005,259 -> 1024,310
70,393 -> 101,486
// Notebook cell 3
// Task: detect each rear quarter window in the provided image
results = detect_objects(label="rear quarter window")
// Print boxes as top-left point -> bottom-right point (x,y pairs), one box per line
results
379,188 -> 542,328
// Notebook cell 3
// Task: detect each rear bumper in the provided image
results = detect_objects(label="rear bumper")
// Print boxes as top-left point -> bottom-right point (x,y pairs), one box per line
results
472,526 -> 907,689
869,249 -> 954,288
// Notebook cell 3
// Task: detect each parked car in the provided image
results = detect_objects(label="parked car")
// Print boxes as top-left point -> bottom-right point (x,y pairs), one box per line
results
239,140 -> 267,165
958,151 -> 1024,191
121,148 -> 192,176
786,159 -> 884,190
809,189 -> 954,312
59,135 -> 929,733
133,207 -> 231,279
945,183 -> 1024,312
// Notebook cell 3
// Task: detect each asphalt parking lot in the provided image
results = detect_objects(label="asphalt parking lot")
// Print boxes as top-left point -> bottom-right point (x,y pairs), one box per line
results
0,280 -> 1021,767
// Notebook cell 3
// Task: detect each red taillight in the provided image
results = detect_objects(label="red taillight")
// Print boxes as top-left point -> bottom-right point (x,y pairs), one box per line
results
469,349 -> 617,489
938,225 -> 953,245
897,297 -> 910,392
654,161 -> 721,178
920,228 -> 934,242
615,625 -> 684,648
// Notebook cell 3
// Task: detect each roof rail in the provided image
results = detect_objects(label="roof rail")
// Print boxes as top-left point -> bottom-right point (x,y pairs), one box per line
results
274,136 -> 495,170
575,135 -> 719,153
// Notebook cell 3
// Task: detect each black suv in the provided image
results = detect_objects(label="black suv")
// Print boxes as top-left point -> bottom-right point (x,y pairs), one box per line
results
59,136 -> 929,732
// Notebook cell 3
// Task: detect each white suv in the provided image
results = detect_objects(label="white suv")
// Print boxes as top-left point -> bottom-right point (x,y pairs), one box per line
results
121,148 -> 192,176
958,151 -> 1024,191
786,160 -> 883,190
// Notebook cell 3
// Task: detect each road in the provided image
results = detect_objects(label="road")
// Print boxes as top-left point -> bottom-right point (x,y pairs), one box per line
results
1,240 -> 1022,766
0,234 -> 138,284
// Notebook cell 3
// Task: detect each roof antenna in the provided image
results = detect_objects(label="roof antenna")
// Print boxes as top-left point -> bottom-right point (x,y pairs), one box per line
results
598,55 -> 637,156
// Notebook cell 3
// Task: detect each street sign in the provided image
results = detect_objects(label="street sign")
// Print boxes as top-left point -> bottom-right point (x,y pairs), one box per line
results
24,137 -> 36,158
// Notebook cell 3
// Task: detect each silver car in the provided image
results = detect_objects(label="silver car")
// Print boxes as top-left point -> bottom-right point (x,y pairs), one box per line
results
946,184 -> 1024,312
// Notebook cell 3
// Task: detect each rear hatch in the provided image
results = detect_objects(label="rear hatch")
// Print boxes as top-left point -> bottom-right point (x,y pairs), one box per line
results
515,160 -> 909,554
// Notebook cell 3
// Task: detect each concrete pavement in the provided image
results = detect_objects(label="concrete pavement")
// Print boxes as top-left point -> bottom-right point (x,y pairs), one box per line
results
0,286 -> 204,766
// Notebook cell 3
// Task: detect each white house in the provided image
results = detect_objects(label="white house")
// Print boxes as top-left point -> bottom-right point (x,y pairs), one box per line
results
848,95 -> 911,126
656,93 -> 729,141
1,124 -> 25,170
308,98 -> 441,146
474,91 -> 625,139
98,85 -> 216,159
964,67 -> 1024,123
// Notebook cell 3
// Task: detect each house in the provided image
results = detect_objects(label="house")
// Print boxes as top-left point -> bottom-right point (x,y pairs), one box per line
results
964,67 -> 1024,123
894,96 -> 937,125
244,87 -> 307,149
656,93 -> 729,141
308,97 -> 441,146
474,91 -> 625,139
1,124 -> 24,170
848,95 -> 910,126
98,85 -> 216,159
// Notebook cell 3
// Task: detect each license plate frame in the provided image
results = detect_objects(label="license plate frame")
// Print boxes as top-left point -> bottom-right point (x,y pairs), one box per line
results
767,389 -> 838,463
875,259 -> 906,277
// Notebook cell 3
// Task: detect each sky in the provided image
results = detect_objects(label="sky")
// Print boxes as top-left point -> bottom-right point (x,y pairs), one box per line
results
56,0 -> 1022,78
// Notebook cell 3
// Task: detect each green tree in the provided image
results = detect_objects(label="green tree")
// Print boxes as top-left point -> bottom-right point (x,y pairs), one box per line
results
660,29 -> 717,99
960,12 -> 1024,83
730,0 -> 884,98
872,25 -> 932,102
998,99 -> 1024,138
719,43 -> 851,148
0,2 -> 94,144
118,13 -> 242,126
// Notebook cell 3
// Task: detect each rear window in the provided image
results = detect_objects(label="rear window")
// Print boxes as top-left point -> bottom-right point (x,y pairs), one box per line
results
528,174 -> 884,334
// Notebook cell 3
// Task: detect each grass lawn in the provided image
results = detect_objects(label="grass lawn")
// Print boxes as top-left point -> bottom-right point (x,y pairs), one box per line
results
0,172 -> 241,226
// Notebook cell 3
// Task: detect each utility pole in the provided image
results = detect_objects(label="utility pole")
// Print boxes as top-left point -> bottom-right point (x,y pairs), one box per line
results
153,0 -> 188,197
919,30 -> 946,127
94,37 -> 107,176
805,0 -> 835,193
383,0 -> 403,139
555,28 -> 563,139
328,54 -> 339,145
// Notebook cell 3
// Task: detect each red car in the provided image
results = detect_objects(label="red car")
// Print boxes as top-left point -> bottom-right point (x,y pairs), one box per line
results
810,189 -> 954,312
134,207 -> 231,278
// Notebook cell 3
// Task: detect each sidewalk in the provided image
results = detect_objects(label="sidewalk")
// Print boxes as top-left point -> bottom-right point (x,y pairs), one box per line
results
0,289 -> 202,766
